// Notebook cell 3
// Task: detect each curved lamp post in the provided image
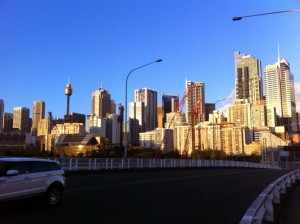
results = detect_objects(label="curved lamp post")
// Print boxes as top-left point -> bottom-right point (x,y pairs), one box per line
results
124,59 -> 162,158
233,9 -> 300,21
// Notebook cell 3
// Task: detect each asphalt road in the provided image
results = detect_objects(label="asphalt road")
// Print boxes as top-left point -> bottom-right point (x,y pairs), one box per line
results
0,168 -> 290,224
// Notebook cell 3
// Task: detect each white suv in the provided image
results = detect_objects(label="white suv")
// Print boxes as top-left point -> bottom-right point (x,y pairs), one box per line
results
0,157 -> 65,206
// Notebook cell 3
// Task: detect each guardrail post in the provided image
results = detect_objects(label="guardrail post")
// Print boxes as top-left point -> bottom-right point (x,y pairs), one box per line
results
264,195 -> 275,222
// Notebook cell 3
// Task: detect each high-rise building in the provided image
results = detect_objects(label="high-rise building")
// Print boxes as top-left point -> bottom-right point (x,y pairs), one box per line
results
228,99 -> 251,128
185,80 -> 205,124
13,107 -> 30,133
32,101 -> 45,136
129,102 -> 144,132
265,58 -> 297,132
134,88 -> 157,132
92,87 -> 112,118
234,51 -> 263,104
250,100 -> 267,128
162,94 -> 179,127
0,99 -> 4,132
3,113 -> 13,132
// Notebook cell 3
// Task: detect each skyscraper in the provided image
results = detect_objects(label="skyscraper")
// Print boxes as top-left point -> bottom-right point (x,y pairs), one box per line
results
162,94 -> 179,127
265,58 -> 297,132
13,107 -> 30,133
32,101 -> 45,136
134,88 -> 157,132
234,51 -> 263,104
185,80 -> 205,124
91,87 -> 111,118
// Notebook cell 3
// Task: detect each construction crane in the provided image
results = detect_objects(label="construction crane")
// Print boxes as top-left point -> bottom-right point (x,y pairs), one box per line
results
154,88 -> 192,158
183,96 -> 203,158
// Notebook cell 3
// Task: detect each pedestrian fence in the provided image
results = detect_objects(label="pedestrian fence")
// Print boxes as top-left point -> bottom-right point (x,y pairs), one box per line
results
53,158 -> 281,171
240,169 -> 300,224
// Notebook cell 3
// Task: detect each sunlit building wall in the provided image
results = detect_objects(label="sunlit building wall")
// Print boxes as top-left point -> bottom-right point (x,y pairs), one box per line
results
134,88 -> 157,132
234,51 -> 263,104
228,99 -> 251,128
92,87 -> 112,118
139,130 -> 155,149
32,101 -> 45,136
51,123 -> 85,136
165,112 -> 187,129
13,107 -> 30,133
185,80 -> 205,125
264,59 -> 297,132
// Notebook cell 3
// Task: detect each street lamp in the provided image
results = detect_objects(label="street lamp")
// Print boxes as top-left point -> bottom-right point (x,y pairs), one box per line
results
124,59 -> 162,158
233,9 -> 300,21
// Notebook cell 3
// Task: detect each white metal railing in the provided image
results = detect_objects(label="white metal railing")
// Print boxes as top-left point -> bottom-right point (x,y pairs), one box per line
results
240,169 -> 300,224
52,158 -> 281,171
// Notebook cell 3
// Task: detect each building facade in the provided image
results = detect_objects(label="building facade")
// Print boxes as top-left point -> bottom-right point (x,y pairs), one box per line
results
91,87 -> 112,118
13,107 -> 30,133
32,101 -> 45,136
134,88 -> 158,132
162,94 -> 179,127
185,80 -> 205,125
234,51 -> 263,104
264,58 -> 297,132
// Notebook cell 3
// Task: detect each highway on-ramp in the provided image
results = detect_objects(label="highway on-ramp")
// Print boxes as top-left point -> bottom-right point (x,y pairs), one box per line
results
0,168 -> 289,224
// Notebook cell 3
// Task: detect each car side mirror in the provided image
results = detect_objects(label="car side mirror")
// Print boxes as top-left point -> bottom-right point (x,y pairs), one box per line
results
6,170 -> 20,176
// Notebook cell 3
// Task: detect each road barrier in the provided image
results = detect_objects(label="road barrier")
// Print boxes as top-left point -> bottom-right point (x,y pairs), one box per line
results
240,169 -> 300,224
53,158 -> 281,171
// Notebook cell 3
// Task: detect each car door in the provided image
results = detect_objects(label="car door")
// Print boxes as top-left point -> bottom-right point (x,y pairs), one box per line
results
0,161 -> 31,200
29,161 -> 51,194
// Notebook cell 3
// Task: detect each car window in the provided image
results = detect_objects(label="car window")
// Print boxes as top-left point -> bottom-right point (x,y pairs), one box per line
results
30,161 -> 50,173
47,162 -> 61,171
8,162 -> 30,175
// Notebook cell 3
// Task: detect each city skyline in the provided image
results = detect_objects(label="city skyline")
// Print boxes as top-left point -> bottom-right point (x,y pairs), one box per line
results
1,1 -> 300,118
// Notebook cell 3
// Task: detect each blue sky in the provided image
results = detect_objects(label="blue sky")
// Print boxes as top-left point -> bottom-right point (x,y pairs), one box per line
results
1,0 -> 300,119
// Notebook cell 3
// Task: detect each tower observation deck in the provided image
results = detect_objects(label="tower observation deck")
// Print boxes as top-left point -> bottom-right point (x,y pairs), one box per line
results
65,82 -> 73,115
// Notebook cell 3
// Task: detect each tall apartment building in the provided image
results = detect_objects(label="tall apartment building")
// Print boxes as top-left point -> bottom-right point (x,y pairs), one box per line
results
3,113 -> 13,132
185,80 -> 205,125
129,102 -> 144,132
13,107 -> 30,133
234,51 -> 263,104
228,99 -> 251,128
31,101 -> 45,136
134,88 -> 157,132
106,114 -> 119,144
264,58 -> 297,132
0,99 -> 4,132
162,94 -> 179,127
91,87 -> 112,118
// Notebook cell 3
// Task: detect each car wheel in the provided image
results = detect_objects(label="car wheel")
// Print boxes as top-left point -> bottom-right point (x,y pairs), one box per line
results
45,184 -> 63,206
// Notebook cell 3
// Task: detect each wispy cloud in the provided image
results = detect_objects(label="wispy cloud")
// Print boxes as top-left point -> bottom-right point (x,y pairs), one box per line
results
217,89 -> 235,117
